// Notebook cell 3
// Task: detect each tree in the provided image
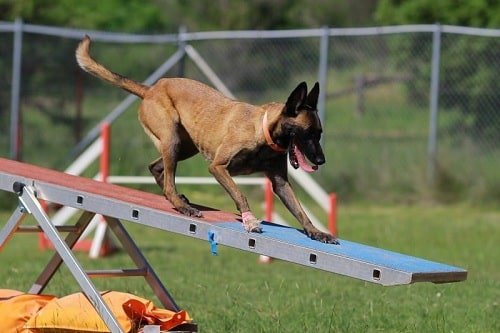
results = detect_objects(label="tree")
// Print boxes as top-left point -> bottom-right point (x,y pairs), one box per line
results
375,0 -> 500,28
0,0 -> 380,32
0,0 -> 170,32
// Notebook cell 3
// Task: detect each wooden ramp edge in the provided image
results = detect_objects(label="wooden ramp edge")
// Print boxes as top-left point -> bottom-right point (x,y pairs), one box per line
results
0,158 -> 467,286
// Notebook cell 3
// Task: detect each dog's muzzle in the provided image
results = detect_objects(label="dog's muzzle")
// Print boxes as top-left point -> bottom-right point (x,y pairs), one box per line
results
289,141 -> 320,172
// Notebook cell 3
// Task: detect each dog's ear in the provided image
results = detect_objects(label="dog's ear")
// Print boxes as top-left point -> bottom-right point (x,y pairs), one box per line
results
305,82 -> 320,109
285,82 -> 308,116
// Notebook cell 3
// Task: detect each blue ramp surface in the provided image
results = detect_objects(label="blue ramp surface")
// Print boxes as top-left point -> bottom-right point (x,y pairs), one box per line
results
212,222 -> 467,286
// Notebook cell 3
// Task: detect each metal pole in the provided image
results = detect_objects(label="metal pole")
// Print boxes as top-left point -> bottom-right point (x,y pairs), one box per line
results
185,44 -> 235,98
9,18 -> 23,160
177,25 -> 187,77
427,23 -> 441,185
265,178 -> 273,222
317,26 -> 329,138
20,186 -> 125,332
329,193 -> 337,237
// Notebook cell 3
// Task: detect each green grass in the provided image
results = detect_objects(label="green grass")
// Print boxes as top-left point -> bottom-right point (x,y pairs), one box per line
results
1,202 -> 498,332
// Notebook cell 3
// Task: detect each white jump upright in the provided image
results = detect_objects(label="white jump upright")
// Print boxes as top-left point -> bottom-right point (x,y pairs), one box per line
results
0,158 -> 467,332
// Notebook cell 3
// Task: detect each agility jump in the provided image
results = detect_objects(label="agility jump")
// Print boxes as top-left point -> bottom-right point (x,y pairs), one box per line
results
0,158 -> 467,332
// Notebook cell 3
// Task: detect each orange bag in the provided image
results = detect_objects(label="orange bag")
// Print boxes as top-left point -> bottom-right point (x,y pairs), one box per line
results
0,289 -> 56,333
24,290 -> 192,333
123,298 -> 190,331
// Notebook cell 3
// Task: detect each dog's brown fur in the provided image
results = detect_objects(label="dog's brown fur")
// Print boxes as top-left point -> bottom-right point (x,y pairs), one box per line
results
76,35 -> 337,244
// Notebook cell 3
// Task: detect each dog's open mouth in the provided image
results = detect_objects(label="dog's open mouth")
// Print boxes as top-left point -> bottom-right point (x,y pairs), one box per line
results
289,141 -> 319,173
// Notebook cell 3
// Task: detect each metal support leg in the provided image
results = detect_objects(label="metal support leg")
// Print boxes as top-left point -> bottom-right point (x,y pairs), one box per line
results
0,203 -> 27,250
17,185 -> 125,333
104,215 -> 180,311
29,210 -> 96,294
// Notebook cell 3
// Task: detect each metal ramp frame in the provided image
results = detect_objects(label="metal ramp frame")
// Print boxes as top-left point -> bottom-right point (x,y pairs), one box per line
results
0,158 -> 467,332
0,185 -> 186,332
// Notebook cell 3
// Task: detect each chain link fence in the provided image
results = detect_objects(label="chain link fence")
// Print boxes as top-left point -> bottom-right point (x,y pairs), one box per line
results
0,22 -> 498,203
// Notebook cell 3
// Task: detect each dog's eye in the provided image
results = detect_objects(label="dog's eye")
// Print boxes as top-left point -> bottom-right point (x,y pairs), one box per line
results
305,128 -> 319,138
310,130 -> 322,141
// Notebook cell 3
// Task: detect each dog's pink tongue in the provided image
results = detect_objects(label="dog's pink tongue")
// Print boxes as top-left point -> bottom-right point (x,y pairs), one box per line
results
293,145 -> 318,172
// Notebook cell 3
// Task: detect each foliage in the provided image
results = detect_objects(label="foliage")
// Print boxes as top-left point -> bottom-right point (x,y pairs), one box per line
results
375,0 -> 500,28
0,0 -> 380,32
163,0 -> 379,30
0,0 -> 170,32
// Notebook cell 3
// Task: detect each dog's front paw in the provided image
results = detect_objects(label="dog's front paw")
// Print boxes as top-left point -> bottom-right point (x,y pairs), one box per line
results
247,220 -> 263,233
308,230 -> 339,245
241,211 -> 262,233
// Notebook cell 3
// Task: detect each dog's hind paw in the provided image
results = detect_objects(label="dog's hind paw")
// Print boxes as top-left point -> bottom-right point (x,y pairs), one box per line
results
179,193 -> 191,204
178,205 -> 203,218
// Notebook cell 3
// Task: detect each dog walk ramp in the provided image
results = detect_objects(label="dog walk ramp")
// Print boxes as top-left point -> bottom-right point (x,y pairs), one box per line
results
0,158 -> 467,332
208,221 -> 467,285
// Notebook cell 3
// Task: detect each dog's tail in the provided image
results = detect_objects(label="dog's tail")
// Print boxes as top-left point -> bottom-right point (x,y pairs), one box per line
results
75,35 -> 149,98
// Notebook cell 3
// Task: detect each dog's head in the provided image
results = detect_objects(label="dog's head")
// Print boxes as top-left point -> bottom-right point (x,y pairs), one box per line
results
280,82 -> 325,172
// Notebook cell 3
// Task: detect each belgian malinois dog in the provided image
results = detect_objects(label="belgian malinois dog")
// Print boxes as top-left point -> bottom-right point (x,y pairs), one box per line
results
76,36 -> 337,244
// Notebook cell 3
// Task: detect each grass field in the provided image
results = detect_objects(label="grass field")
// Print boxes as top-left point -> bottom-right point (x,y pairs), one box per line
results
1,202 -> 498,332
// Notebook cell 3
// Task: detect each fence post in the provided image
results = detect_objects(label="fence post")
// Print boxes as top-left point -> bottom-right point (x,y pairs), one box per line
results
9,18 -> 23,160
317,26 -> 329,144
427,23 -> 442,185
177,25 -> 187,77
